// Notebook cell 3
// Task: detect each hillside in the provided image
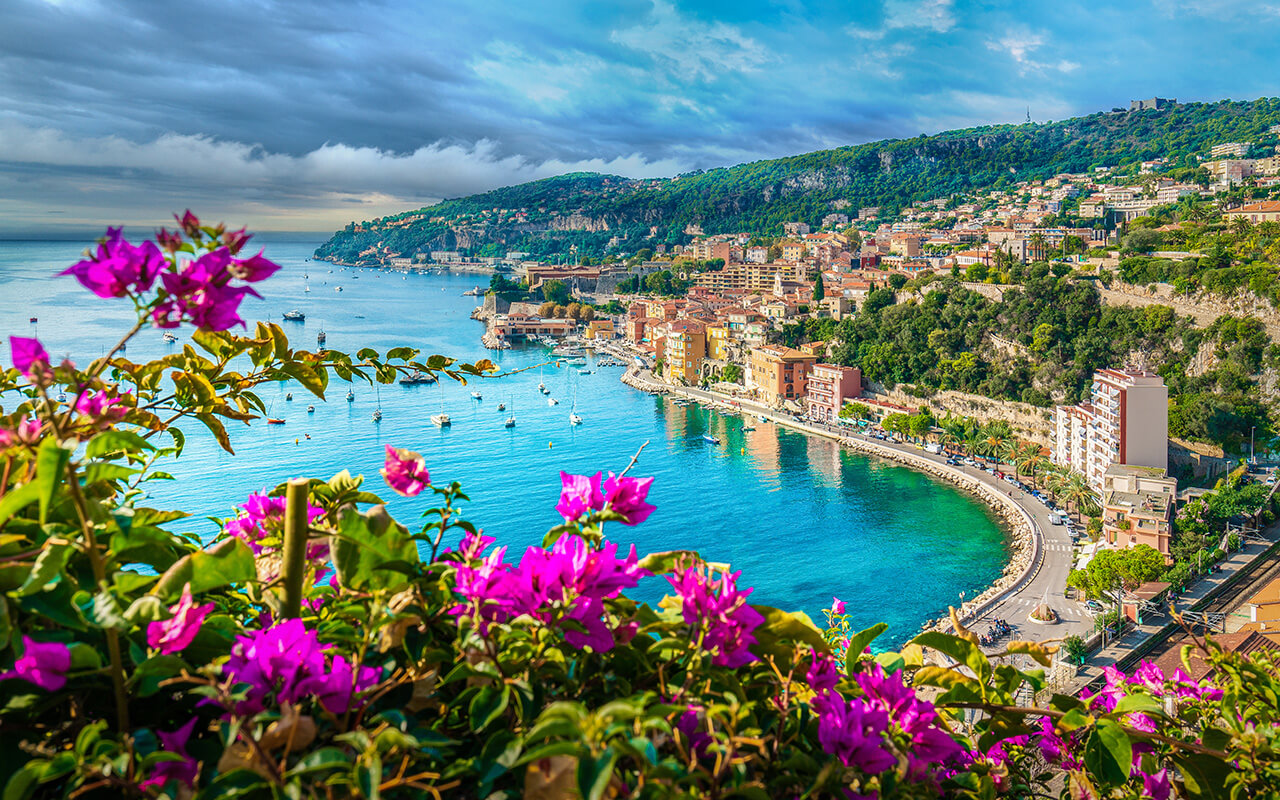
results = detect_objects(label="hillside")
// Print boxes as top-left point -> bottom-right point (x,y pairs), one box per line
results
316,97 -> 1280,263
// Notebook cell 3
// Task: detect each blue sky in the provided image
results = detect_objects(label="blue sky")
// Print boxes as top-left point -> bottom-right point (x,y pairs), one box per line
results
2,0 -> 1278,234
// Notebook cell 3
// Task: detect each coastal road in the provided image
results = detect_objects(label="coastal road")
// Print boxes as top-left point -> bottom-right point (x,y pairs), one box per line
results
629,369 -> 1096,645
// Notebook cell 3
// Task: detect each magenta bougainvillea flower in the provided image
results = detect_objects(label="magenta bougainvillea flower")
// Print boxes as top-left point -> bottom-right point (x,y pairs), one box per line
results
153,248 -> 260,331
601,472 -> 655,525
557,470 -> 656,525
665,564 -> 764,667
806,649 -> 841,692
830,597 -> 846,615
61,227 -> 165,298
222,619 -> 379,716
451,533 -> 646,651
140,718 -> 200,790
75,390 -> 130,424
147,585 -> 215,655
854,664 -> 961,772
381,445 -> 430,496
0,418 -> 43,448
224,491 -> 327,562
556,471 -> 605,521
0,637 -> 72,691
10,336 -> 49,378
810,690 -> 897,773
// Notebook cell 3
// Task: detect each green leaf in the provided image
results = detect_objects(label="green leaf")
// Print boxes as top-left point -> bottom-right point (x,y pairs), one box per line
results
0,483 -> 40,527
2,762 -> 40,800
281,362 -> 327,398
846,622 -> 889,656
16,544 -> 72,597
469,685 -> 510,732
0,596 -> 9,646
577,751 -> 618,800
152,538 -> 256,598
34,438 -> 70,524
82,588 -> 128,629
635,549 -> 699,575
331,505 -> 417,592
123,594 -> 168,625
1111,693 -> 1164,716
1173,753 -> 1232,799
750,605 -> 828,656
82,462 -> 139,485
912,631 -> 991,684
85,430 -> 155,459
288,748 -> 351,777
1084,719 -> 1132,785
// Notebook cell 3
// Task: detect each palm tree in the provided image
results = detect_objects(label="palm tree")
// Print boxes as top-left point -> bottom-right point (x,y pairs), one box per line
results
1058,470 -> 1100,522
1016,443 -> 1047,487
984,434 -> 1006,469
998,439 -> 1021,476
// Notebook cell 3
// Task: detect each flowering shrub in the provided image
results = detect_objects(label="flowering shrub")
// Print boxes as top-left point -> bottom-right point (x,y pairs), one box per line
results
0,215 -> 1278,798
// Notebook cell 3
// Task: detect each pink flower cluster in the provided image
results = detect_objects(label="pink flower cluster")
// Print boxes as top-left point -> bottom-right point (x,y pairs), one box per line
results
381,445 -> 430,496
812,664 -> 960,783
556,470 -> 655,525
141,719 -> 199,791
223,619 -> 380,716
451,532 -> 647,652
61,226 -> 165,299
76,390 -> 130,426
9,336 -> 50,380
1080,661 -> 1222,715
0,418 -> 43,448
224,491 -> 328,563
665,564 -> 764,667
0,636 -> 72,691
61,214 -> 280,332
147,585 -> 215,655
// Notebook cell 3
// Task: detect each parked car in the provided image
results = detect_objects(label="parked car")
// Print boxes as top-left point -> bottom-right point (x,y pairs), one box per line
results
1084,600 -> 1105,613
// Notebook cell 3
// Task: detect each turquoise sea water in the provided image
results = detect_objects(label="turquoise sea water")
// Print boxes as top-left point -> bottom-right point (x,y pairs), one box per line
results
0,237 -> 1007,646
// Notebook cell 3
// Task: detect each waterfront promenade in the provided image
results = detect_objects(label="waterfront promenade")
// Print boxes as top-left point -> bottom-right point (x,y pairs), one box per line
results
621,365 -> 1095,644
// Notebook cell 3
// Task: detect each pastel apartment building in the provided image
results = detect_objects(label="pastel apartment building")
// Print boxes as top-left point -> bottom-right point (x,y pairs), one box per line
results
805,364 -> 862,423
750,345 -> 817,407
1051,368 -> 1169,493
1101,464 -> 1177,559
665,320 -> 706,385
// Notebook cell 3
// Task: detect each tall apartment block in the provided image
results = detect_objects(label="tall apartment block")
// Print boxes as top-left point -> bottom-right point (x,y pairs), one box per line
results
1051,368 -> 1168,492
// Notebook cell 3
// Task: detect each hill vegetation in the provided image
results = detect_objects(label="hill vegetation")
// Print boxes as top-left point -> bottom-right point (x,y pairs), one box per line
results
316,97 -> 1280,263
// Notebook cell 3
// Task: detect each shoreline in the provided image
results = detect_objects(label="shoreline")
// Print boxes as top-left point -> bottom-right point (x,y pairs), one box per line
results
618,365 -> 1040,631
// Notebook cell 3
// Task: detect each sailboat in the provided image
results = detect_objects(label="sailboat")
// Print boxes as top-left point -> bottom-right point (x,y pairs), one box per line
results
316,324 -> 326,346
372,384 -> 383,422
265,399 -> 285,425
430,381 -> 451,427
504,397 -> 516,428
569,372 -> 583,425
537,366 -> 547,394
346,388 -> 355,402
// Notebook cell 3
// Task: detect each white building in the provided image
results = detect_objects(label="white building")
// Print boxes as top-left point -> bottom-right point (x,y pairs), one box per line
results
1051,368 -> 1169,492
1210,142 -> 1252,159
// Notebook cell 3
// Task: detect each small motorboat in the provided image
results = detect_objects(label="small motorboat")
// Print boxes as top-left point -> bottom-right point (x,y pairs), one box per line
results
399,371 -> 436,385
285,393 -> 293,401
307,405 -> 315,413
578,369 -> 593,375
547,397 -> 558,406
267,417 -> 286,425
57,392 -> 66,403
742,425 -> 756,432
335,286 -> 343,292
758,414 -> 768,423
497,403 -> 506,411
504,416 -> 516,428
283,310 -> 305,321
702,434 -> 720,444
569,413 -> 583,425
431,413 -> 451,427
537,382 -> 546,392
317,330 -> 326,346
471,391 -> 482,400
28,317 -> 37,323
162,332 -> 177,343
372,409 -> 382,422
346,389 -> 355,402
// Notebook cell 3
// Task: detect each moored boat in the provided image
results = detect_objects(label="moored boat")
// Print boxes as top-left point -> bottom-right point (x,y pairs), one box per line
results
346,389 -> 355,402
283,310 -> 305,321
702,434 -> 720,444
431,413 -> 451,427
267,417 -> 286,425
569,413 -> 583,425
471,391 -> 482,400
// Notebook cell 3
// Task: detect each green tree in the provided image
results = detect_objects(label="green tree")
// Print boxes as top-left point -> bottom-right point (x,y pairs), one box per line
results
542,279 -> 570,305
813,272 -> 825,302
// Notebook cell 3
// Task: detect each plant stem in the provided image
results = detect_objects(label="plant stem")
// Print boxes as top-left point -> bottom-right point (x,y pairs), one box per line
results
280,478 -> 311,618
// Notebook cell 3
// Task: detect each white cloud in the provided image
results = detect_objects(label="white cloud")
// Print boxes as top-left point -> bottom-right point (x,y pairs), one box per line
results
846,0 -> 953,41
610,0 -> 771,81
883,0 -> 955,32
986,30 -> 1079,75
469,42 -> 607,109
0,123 -> 691,231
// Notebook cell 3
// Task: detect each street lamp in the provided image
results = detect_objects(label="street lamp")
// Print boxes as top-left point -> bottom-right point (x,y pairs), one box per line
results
1250,426 -> 1256,465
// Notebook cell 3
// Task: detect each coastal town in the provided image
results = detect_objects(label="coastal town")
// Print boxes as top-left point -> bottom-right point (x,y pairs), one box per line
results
339,118 -> 1280,689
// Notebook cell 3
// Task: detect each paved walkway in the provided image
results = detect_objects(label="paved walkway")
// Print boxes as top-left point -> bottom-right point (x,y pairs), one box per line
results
623,367 -> 1095,643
